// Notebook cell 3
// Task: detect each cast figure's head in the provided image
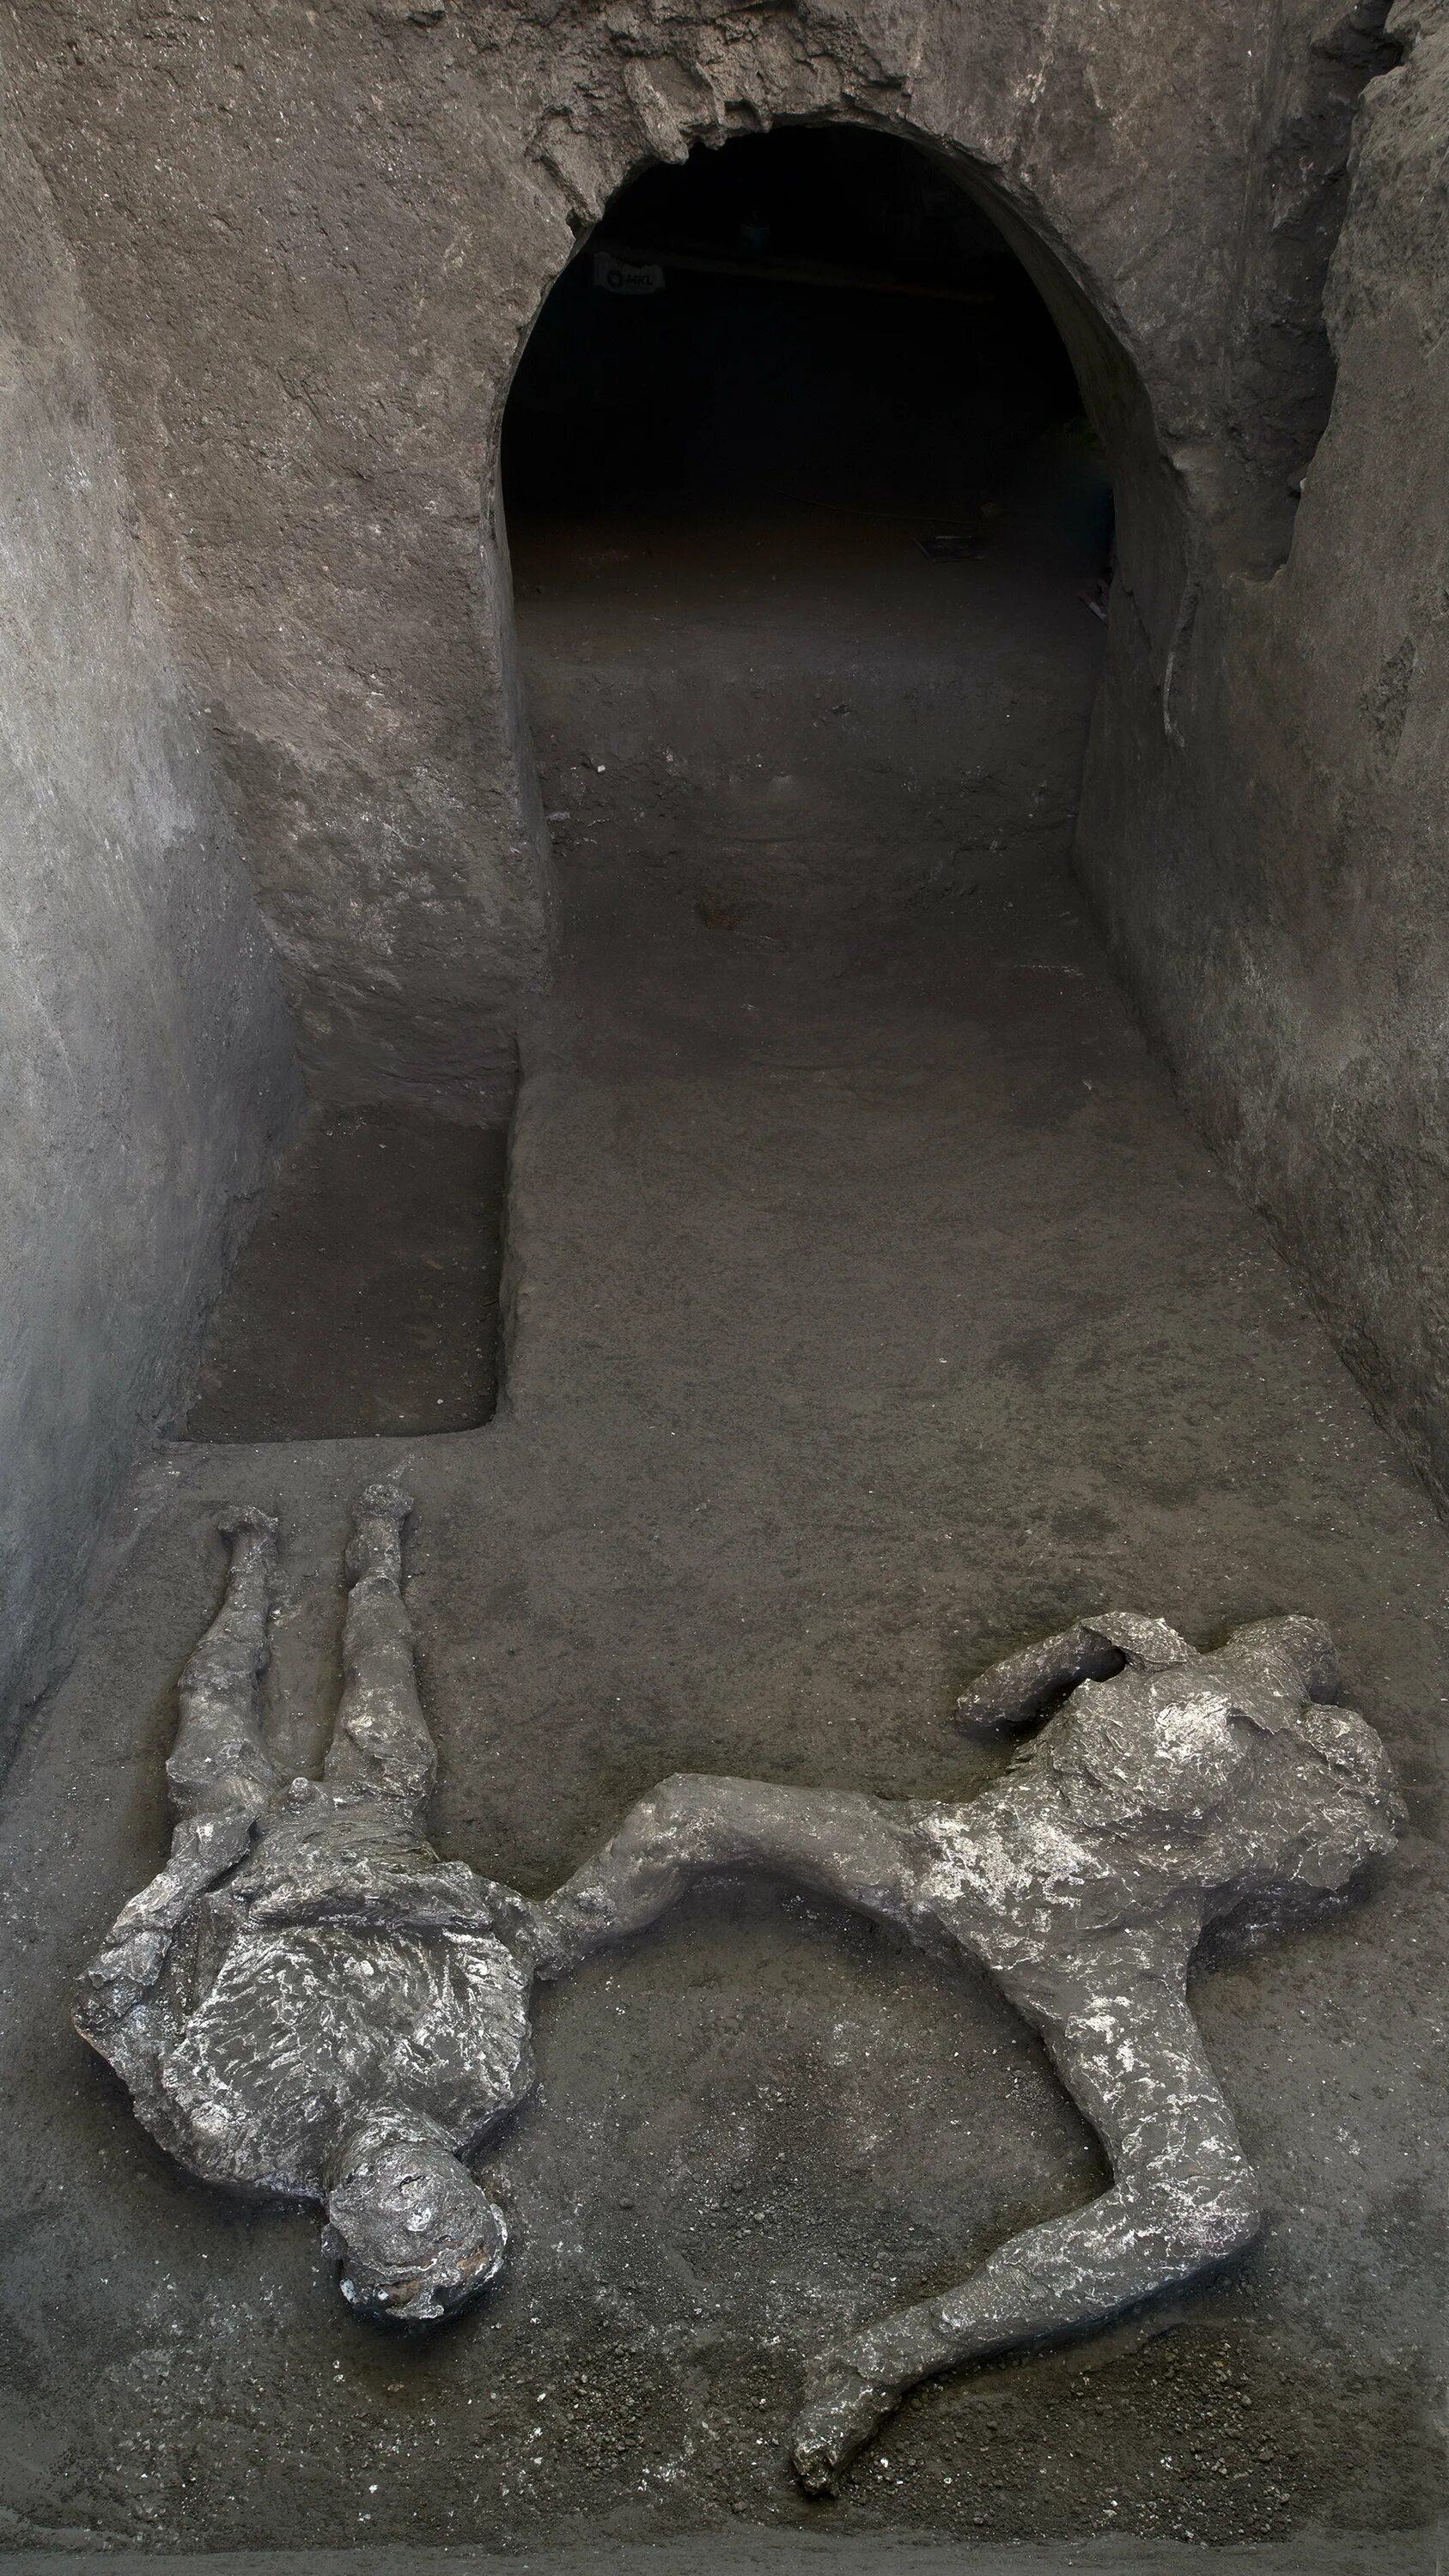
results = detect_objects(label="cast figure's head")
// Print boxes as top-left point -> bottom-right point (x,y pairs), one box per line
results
323,2112 -> 508,2324
1216,1616 -> 1406,1897
1038,1612 -> 1404,1917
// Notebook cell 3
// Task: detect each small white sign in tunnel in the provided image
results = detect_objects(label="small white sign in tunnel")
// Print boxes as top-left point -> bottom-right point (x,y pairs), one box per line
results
594,250 -> 666,295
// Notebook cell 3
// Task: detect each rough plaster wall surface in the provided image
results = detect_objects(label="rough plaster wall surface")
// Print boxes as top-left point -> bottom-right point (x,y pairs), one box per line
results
0,75 -> 301,1732
2,0 -> 1282,1107
1221,0 -> 1406,556
1076,0 -> 1449,1504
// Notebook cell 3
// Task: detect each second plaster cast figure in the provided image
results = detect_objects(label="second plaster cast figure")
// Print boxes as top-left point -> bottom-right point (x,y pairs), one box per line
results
528,1607 -> 1403,2488
81,1506 -> 1403,2492
77,1486 -> 538,2323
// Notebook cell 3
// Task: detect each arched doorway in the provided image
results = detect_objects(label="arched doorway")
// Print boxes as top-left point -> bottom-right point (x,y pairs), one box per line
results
502,125 -> 1114,949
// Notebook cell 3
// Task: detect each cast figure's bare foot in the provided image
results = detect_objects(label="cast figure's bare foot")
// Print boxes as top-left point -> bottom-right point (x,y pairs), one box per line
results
216,1503 -> 280,1553
791,2359 -> 899,2494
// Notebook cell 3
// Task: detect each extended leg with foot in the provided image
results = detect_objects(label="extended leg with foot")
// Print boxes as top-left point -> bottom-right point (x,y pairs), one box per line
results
323,1484 -> 433,1814
166,1505 -> 279,1824
79,1506 -> 279,2020
527,1771 -> 923,1977
790,1957 -> 1261,2490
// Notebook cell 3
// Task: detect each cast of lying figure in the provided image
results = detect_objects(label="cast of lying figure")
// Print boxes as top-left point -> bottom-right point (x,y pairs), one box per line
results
78,1486 -> 539,2322
80,1501 -> 1402,2490
532,1609 -> 1403,2485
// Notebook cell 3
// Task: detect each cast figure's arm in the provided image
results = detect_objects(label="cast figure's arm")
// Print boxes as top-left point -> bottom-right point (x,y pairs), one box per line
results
954,1609 -> 1193,1736
790,1939 -> 1262,2490
78,1507 -> 278,2031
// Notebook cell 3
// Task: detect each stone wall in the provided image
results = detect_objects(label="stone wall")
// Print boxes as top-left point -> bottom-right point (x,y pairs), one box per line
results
1078,0 -> 1449,1500
0,64 -> 300,1731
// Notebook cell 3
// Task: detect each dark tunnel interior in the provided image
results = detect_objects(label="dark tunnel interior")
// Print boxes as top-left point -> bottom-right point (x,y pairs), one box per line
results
502,122 -> 1116,965
503,125 -> 1111,548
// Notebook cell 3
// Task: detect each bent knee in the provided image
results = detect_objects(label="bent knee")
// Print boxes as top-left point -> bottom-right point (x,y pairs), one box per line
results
618,1773 -> 754,1860
632,1771 -> 721,1823
1150,2174 -> 1263,2275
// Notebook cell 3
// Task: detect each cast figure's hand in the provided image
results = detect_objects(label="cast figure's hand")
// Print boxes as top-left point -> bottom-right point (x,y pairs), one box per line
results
489,1888 -> 575,1980
78,1920 -> 173,2023
77,1810 -> 257,2032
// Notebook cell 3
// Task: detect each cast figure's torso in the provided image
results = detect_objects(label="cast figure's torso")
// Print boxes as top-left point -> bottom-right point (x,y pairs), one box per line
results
109,1786 -> 535,2198
892,1638 -> 1336,1973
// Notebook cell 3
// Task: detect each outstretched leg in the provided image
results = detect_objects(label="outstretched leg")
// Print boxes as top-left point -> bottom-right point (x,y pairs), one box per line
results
79,1506 -> 279,2023
322,1484 -> 433,1814
166,1504 -> 279,1823
525,1771 -> 926,1978
789,1946 -> 1262,2490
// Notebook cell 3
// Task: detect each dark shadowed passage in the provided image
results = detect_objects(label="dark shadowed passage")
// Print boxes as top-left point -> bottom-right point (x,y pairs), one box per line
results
504,125 -> 1102,529
183,1107 -> 508,1441
505,127 -> 1113,943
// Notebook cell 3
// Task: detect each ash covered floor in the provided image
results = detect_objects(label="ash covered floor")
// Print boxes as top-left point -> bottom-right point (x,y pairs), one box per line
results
0,513 -> 1444,2559
509,489 -> 1107,930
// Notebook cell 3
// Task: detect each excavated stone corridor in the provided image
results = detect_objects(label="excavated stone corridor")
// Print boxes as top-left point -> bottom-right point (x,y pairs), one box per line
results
1,550 -> 1444,2543
1,67 -> 1446,2569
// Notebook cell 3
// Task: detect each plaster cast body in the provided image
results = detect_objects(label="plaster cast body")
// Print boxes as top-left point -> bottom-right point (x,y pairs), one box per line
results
77,1488 -> 538,2322
80,1543 -> 1402,2488
530,1610 -> 1403,2486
